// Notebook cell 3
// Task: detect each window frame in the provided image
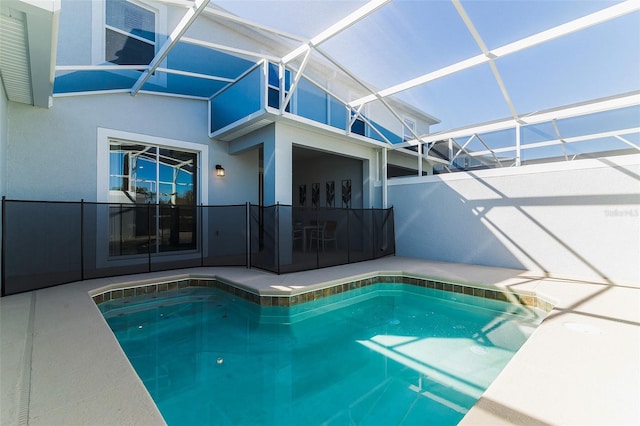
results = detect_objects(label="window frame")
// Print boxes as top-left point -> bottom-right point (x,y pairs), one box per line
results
98,128 -> 208,204
97,128 -> 209,260
92,0 -> 167,85
403,117 -> 417,142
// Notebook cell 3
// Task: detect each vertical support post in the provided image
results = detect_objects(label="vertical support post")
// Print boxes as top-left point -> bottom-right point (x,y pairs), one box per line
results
262,60 -> 268,111
389,206 -> 396,255
119,203 -> 123,251
417,144 -> 423,176
515,123 -> 522,166
200,203 -> 204,267
382,148 -> 388,209
246,202 -> 251,269
276,203 -> 280,275
315,206 -> 320,269
279,62 -> 286,113
371,209 -> 376,259
147,202 -> 152,272
346,208 -> 351,264
1,196 -> 6,296
448,138 -> 453,167
80,199 -> 85,281
346,105 -> 351,136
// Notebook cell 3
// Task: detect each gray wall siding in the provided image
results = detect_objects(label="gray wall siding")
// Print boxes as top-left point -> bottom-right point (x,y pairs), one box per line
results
389,156 -> 640,285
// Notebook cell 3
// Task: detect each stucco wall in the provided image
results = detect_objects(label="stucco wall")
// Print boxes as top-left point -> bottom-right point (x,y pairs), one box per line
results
6,93 -> 258,204
0,83 -> 6,286
389,155 -> 640,285
0,82 -> 7,197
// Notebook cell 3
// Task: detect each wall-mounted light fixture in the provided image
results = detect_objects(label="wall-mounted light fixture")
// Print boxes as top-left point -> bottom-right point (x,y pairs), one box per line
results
215,164 -> 225,177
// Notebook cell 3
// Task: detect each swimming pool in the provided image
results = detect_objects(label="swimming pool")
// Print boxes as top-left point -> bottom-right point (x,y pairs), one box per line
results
100,283 -> 545,425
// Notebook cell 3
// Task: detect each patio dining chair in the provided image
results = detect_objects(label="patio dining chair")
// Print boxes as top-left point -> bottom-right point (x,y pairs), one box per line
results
309,220 -> 338,251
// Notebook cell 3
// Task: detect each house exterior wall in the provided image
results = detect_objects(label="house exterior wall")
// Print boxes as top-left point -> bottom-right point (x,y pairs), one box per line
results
6,93 -> 257,204
389,155 -> 640,285
0,83 -> 6,286
56,0 -> 92,65
1,82 -> 7,197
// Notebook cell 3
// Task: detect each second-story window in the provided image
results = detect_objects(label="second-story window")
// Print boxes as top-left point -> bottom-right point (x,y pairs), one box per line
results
267,62 -> 291,111
403,117 -> 416,142
105,0 -> 156,65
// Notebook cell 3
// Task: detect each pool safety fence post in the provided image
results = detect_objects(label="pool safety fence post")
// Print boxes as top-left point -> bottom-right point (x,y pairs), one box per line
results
390,206 -> 396,256
80,199 -> 84,281
147,202 -> 152,272
245,202 -> 250,269
120,203 -> 124,252
313,206 -> 318,269
346,208 -> 351,264
276,202 -> 280,275
371,209 -> 376,260
200,203 -> 204,267
1,196 -> 5,297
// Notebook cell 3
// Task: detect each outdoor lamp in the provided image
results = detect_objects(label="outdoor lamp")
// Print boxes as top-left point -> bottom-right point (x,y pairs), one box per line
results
215,164 -> 225,177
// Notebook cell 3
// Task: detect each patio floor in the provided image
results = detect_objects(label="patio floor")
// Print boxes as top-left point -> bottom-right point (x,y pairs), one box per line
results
1,256 -> 638,425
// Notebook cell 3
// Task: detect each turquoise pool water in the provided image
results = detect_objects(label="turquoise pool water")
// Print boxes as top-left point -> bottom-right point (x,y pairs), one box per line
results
101,284 -> 544,425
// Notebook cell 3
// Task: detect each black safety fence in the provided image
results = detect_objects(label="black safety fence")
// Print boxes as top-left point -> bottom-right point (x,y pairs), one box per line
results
249,205 -> 395,274
1,198 -> 394,296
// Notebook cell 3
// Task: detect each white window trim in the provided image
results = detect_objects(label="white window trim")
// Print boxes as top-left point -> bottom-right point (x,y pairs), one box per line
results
97,128 -> 208,204
92,0 -> 167,86
96,128 -> 208,265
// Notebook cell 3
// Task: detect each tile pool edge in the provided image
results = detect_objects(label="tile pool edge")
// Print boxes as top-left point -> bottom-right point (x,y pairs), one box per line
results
90,273 -> 554,313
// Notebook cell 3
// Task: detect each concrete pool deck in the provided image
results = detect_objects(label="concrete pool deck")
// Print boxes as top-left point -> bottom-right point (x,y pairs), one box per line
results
1,256 -> 638,425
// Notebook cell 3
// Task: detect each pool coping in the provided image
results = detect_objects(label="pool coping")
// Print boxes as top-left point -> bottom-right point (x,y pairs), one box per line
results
90,273 -> 554,313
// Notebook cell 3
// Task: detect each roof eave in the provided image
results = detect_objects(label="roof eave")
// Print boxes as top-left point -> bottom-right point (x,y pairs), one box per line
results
2,0 -> 60,108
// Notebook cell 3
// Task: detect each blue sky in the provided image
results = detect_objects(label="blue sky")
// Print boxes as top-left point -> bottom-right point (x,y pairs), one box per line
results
215,0 -> 640,132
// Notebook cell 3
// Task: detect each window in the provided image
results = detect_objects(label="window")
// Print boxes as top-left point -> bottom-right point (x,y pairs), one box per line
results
349,94 -> 368,137
403,117 -> 416,142
351,115 -> 366,136
267,62 -> 291,111
109,142 -> 197,255
105,0 -> 156,65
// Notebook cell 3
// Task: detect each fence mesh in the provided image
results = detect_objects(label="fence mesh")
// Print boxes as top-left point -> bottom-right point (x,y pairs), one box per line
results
1,200 -> 394,296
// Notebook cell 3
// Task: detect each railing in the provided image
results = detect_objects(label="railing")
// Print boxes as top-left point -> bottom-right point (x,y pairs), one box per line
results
1,199 -> 395,296
209,61 -> 405,144
209,63 -> 263,134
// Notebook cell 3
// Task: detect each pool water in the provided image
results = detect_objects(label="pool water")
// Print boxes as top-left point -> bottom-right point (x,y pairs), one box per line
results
101,284 -> 544,425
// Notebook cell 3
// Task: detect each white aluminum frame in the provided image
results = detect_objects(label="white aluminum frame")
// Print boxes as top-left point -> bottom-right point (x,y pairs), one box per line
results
131,0 -> 210,95
350,1 -> 640,108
